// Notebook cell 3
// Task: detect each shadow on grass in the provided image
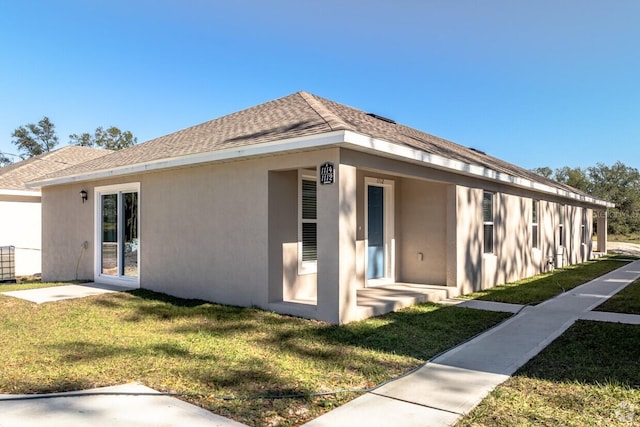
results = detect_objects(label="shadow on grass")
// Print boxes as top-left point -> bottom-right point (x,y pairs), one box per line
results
118,289 -> 510,361
515,320 -> 640,388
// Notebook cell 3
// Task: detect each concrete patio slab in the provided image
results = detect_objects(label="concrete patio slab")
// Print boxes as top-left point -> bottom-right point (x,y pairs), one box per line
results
1,282 -> 133,304
0,383 -> 246,427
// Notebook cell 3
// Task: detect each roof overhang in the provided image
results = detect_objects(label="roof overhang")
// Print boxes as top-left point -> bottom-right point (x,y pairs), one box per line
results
0,189 -> 41,198
28,130 -> 613,208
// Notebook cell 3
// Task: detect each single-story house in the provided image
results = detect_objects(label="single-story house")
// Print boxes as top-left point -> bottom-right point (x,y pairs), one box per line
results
29,92 -> 612,323
0,146 -> 111,277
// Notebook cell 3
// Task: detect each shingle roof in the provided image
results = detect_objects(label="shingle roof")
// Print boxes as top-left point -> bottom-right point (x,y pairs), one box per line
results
0,146 -> 111,192
30,91 -> 593,201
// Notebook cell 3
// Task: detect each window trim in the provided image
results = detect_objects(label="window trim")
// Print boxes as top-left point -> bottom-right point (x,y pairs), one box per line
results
558,204 -> 565,247
483,191 -> 495,254
298,169 -> 317,275
532,199 -> 540,250
94,182 -> 140,287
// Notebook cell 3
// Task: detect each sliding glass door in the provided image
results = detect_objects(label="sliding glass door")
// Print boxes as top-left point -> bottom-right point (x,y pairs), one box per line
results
96,183 -> 140,286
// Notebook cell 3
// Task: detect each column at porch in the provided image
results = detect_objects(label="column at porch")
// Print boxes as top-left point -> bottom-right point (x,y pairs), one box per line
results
316,163 -> 358,324
596,210 -> 608,253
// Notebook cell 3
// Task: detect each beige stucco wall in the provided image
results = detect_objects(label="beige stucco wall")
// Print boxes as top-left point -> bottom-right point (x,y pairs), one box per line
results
397,178 -> 448,284
41,144 -> 603,323
42,149 -> 342,314
0,197 -> 42,276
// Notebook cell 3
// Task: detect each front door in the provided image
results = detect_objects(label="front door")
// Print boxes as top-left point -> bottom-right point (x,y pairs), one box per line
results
95,183 -> 140,287
365,178 -> 394,284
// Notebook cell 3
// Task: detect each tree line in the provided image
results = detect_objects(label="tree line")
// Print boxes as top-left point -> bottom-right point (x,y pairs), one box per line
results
533,163 -> 640,235
1,116 -> 137,166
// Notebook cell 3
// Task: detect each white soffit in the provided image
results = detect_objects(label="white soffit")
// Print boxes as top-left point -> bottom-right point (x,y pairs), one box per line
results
29,129 -> 613,208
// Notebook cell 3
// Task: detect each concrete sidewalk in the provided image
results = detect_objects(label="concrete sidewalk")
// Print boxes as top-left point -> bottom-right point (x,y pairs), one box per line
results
304,260 -> 640,427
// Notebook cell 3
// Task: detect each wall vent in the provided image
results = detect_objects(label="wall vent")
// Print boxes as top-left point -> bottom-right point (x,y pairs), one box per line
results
366,113 -> 396,124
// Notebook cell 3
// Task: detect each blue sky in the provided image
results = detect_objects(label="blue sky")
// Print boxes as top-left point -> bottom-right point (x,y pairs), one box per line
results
1,0 -> 638,171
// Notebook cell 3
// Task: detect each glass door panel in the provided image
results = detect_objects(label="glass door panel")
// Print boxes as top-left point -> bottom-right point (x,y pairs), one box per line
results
367,185 -> 385,280
101,194 -> 118,275
123,192 -> 138,277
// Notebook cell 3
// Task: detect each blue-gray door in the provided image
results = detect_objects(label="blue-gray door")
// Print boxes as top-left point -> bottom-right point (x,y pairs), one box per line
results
367,185 -> 385,280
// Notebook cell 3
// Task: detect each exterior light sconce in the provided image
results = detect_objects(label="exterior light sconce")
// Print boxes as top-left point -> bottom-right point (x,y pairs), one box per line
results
80,190 -> 88,204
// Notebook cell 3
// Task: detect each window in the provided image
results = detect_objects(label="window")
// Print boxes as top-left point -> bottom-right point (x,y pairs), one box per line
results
581,209 -> 587,245
559,204 -> 565,247
299,170 -> 317,272
483,191 -> 494,254
532,199 -> 539,249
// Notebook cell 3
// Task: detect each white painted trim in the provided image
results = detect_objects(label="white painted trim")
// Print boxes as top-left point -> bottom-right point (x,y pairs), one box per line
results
94,182 -> 140,288
0,189 -> 41,197
298,169 -> 318,275
29,131 -> 347,188
364,177 -> 395,285
30,128 -> 612,208
340,131 -> 614,208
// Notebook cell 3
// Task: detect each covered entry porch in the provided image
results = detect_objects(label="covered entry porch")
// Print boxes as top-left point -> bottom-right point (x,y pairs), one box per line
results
268,155 -> 456,324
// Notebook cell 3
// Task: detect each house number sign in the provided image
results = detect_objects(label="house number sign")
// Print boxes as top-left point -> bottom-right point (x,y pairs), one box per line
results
319,162 -> 335,185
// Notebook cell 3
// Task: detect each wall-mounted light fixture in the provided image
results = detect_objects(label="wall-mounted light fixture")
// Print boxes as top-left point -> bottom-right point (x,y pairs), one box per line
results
80,190 -> 88,204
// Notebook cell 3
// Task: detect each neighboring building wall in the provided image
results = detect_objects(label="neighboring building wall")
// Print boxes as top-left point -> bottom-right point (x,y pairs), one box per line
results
0,197 -> 41,276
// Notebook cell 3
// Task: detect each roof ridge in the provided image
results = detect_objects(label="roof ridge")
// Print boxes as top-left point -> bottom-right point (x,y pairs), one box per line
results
297,91 -> 350,132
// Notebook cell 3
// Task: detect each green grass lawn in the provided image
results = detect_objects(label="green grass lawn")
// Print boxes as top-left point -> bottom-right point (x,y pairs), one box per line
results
464,257 -> 631,305
458,321 -> 640,426
595,278 -> 640,314
0,289 -> 509,426
459,258 -> 640,426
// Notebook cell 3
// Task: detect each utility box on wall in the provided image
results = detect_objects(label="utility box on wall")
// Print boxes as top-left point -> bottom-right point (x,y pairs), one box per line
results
0,246 -> 16,283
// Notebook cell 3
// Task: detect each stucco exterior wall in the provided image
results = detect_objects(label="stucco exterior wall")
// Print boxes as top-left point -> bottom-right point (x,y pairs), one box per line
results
397,178 -> 447,284
41,144 -> 603,323
0,197 -> 42,276
42,149 -> 340,311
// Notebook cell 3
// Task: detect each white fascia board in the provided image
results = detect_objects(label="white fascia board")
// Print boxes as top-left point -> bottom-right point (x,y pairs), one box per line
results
28,131 -> 347,188
342,131 -> 614,208
29,127 -> 613,208
0,189 -> 41,197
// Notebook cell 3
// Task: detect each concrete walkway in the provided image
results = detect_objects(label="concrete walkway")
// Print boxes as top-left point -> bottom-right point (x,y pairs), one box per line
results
1,262 -> 639,427
304,260 -> 640,427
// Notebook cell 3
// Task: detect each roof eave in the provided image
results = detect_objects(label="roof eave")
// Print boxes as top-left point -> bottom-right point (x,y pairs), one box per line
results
29,129 -> 614,209
341,130 -> 614,208
0,189 -> 41,198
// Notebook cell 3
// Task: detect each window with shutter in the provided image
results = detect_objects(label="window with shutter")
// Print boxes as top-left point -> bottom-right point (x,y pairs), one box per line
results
483,191 -> 494,254
299,170 -> 317,273
532,199 -> 539,249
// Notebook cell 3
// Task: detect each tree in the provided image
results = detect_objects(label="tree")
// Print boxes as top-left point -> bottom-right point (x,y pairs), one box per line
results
11,116 -> 59,158
554,166 -> 591,193
69,126 -> 137,150
0,152 -> 12,167
532,166 -> 553,178
588,162 -> 640,235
